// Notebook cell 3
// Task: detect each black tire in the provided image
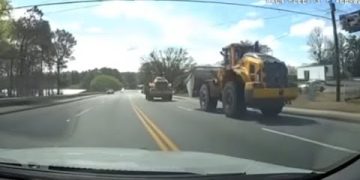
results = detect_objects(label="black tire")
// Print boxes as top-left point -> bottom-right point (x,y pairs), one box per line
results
222,81 -> 246,118
260,104 -> 283,117
199,84 -> 217,112
162,95 -> 172,101
146,94 -> 153,101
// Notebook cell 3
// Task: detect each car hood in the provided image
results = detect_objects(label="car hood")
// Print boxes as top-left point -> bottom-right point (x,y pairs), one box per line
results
0,147 -> 312,175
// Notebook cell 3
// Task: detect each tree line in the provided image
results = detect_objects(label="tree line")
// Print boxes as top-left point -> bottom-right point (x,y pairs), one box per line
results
59,47 -> 194,92
1,0 -> 279,95
307,27 -> 360,77
0,1 -> 76,97
60,68 -> 138,90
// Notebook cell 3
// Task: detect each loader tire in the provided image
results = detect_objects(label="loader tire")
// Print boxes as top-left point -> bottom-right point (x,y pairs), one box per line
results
222,81 -> 246,118
199,84 -> 217,112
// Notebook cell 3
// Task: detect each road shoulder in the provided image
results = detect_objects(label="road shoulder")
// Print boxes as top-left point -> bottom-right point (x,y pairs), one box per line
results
0,95 -> 99,115
174,95 -> 360,124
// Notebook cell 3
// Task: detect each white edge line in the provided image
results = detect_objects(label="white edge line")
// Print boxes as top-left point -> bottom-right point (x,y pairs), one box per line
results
76,108 -> 91,117
174,96 -> 198,103
177,106 -> 193,111
262,128 -> 359,154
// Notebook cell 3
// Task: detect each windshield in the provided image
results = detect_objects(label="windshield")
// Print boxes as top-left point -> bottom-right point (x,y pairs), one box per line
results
1,0 -> 360,178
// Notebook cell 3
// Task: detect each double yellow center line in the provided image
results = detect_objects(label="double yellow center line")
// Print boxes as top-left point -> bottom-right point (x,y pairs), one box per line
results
131,103 -> 179,151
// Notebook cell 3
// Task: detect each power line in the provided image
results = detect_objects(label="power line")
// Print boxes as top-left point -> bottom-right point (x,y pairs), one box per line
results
7,0 -> 331,20
273,33 -> 289,40
45,4 -> 100,15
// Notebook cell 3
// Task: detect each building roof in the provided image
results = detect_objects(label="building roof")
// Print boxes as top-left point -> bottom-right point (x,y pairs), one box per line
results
297,64 -> 333,68
192,65 -> 221,70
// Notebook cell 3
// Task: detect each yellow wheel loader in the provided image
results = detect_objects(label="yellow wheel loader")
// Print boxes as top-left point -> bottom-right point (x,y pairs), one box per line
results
199,42 -> 298,117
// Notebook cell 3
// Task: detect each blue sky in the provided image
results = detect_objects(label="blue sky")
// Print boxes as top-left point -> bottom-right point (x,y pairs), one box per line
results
10,0 -> 360,72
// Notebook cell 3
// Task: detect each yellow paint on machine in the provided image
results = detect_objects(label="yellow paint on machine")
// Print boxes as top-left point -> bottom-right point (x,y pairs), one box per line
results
252,87 -> 298,99
131,103 -> 179,151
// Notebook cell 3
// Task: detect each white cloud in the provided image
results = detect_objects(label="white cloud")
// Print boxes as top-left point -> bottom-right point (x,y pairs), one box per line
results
86,27 -> 104,33
93,1 -> 264,44
233,19 -> 264,31
94,1 -> 164,20
64,1 -> 276,71
289,19 -> 327,37
284,58 -> 302,67
10,9 -> 26,19
289,18 -> 348,40
323,24 -> 348,39
68,34 -> 154,72
64,22 -> 82,31
50,21 -> 82,32
260,35 -> 280,50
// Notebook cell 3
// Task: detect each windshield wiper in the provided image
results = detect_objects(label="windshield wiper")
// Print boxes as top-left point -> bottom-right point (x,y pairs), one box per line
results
49,166 -> 197,175
0,158 -> 22,167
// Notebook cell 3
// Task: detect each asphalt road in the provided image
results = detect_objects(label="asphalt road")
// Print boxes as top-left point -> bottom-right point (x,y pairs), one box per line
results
0,90 -> 360,172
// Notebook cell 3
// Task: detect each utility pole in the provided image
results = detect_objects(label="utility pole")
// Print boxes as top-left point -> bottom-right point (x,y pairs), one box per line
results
330,1 -> 341,102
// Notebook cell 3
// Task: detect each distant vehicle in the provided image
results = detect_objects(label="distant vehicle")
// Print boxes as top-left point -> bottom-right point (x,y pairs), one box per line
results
298,80 -> 325,93
144,76 -> 173,101
106,89 -> 114,94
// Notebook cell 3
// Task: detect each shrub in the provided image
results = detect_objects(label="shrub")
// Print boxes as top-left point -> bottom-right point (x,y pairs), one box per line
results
90,75 -> 123,91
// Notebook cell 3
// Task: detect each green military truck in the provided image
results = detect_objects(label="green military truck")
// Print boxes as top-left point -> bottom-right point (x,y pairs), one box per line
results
144,77 -> 173,101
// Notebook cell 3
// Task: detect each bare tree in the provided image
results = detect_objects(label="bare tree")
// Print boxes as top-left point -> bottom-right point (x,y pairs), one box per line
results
307,27 -> 327,64
140,47 -> 195,90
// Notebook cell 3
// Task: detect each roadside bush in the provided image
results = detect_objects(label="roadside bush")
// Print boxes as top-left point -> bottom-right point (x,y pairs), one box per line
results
90,75 -> 123,91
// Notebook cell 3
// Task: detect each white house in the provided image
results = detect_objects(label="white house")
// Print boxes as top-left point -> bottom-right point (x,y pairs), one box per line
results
297,64 -> 334,81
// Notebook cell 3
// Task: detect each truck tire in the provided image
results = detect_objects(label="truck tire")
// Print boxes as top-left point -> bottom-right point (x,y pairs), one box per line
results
260,103 -> 283,117
199,84 -> 217,112
146,94 -> 153,101
222,81 -> 246,118
162,95 -> 172,101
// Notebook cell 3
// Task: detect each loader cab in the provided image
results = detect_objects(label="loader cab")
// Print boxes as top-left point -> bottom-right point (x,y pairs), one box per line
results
220,43 -> 257,70
220,45 -> 241,70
